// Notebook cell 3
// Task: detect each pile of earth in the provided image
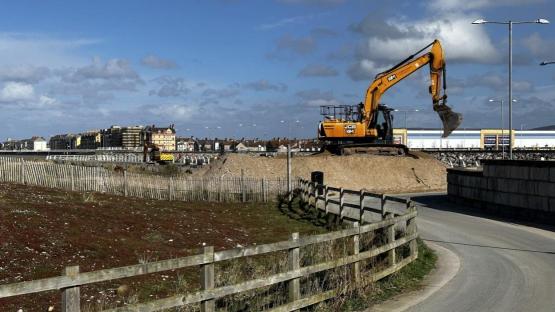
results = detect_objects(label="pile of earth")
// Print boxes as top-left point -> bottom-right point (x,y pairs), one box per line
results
196,153 -> 447,194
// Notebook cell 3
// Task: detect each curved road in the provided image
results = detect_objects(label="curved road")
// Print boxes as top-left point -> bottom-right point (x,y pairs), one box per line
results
406,193 -> 555,312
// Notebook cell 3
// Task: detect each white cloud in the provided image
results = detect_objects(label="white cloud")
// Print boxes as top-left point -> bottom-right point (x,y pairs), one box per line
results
348,13 -> 499,80
0,82 -> 61,110
39,95 -> 57,107
0,82 -> 35,101
65,57 -> 141,83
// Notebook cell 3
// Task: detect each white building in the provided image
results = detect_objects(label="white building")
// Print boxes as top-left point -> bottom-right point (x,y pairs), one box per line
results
32,137 -> 48,151
393,129 -> 555,149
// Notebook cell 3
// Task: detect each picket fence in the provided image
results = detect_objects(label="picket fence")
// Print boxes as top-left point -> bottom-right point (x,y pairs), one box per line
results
0,157 -> 294,202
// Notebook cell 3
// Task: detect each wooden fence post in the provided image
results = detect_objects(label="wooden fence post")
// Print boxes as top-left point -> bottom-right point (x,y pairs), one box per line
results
123,170 -> 128,197
287,144 -> 292,201
241,169 -> 246,203
380,194 -> 387,220
299,179 -> 304,202
324,186 -> 329,214
385,213 -> 396,267
352,222 -> 360,283
61,265 -> 80,312
339,188 -> 345,220
201,246 -> 215,312
310,183 -> 316,207
168,177 -> 173,201
406,200 -> 418,258
305,180 -> 309,203
288,232 -> 300,309
219,177 -> 223,202
262,178 -> 266,202
359,190 -> 365,223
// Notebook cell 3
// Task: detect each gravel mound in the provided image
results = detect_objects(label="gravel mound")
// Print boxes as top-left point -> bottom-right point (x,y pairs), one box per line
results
198,153 -> 447,193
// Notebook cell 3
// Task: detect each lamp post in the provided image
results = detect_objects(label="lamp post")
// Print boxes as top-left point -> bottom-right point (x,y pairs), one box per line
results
280,119 -> 301,139
393,109 -> 420,129
473,18 -> 549,159
540,61 -> 555,66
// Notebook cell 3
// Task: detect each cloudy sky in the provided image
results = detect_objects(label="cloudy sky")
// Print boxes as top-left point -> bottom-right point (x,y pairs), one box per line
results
1,0 -> 554,140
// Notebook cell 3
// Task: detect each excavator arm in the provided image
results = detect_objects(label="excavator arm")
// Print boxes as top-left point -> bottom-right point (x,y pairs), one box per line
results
363,40 -> 462,137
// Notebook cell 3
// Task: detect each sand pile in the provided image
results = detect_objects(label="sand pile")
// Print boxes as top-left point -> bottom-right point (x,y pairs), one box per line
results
198,153 -> 447,194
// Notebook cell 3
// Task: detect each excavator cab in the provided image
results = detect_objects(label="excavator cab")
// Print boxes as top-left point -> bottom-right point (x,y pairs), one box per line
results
372,104 -> 394,143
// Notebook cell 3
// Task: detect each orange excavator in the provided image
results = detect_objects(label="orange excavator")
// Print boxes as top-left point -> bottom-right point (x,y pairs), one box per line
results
318,39 -> 462,155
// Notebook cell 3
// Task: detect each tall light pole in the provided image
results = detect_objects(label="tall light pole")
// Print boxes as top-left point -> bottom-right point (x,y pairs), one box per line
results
473,18 -> 549,159
393,109 -> 420,129
280,119 -> 301,139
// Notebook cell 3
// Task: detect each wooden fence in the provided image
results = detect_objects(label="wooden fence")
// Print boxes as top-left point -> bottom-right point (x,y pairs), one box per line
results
0,157 -> 293,202
0,180 -> 418,311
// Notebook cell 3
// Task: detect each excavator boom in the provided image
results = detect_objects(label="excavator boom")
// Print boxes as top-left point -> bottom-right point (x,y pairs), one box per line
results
364,40 -> 462,137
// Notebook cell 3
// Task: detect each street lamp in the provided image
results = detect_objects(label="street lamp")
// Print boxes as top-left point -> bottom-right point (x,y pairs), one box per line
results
280,119 -> 300,139
473,17 -> 549,159
393,109 -> 420,129
540,61 -> 555,66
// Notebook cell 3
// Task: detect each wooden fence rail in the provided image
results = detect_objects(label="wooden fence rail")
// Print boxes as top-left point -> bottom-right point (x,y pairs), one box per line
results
0,180 -> 418,312
0,157 -> 294,202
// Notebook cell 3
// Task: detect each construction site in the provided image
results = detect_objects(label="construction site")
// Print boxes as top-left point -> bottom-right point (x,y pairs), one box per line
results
2,1 -> 555,311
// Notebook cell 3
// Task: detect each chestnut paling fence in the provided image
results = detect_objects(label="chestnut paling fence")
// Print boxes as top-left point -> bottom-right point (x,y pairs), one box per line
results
0,178 -> 418,311
0,157 -> 294,202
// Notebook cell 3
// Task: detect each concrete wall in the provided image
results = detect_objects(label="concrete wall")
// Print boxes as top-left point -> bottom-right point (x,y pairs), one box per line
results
447,160 -> 555,224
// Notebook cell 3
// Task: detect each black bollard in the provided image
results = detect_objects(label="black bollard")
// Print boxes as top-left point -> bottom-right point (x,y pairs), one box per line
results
311,171 -> 324,195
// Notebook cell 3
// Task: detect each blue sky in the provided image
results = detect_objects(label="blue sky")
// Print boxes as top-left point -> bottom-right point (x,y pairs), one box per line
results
1,0 -> 554,140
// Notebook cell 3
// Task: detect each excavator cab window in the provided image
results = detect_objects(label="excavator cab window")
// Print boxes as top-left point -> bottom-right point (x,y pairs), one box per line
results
373,105 -> 393,142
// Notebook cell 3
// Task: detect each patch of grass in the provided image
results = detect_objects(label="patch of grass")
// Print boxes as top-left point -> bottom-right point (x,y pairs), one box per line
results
334,239 -> 437,311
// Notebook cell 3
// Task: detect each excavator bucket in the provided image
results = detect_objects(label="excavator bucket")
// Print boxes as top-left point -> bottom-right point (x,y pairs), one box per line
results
435,104 -> 463,137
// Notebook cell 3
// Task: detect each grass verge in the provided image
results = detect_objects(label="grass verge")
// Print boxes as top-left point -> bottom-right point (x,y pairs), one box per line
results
334,239 -> 438,311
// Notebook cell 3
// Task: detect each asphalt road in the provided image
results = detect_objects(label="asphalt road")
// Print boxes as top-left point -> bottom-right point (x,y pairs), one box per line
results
403,193 -> 555,312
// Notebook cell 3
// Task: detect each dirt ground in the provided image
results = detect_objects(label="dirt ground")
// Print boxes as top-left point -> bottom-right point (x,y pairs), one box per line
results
0,183 -> 323,311
196,153 -> 447,193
